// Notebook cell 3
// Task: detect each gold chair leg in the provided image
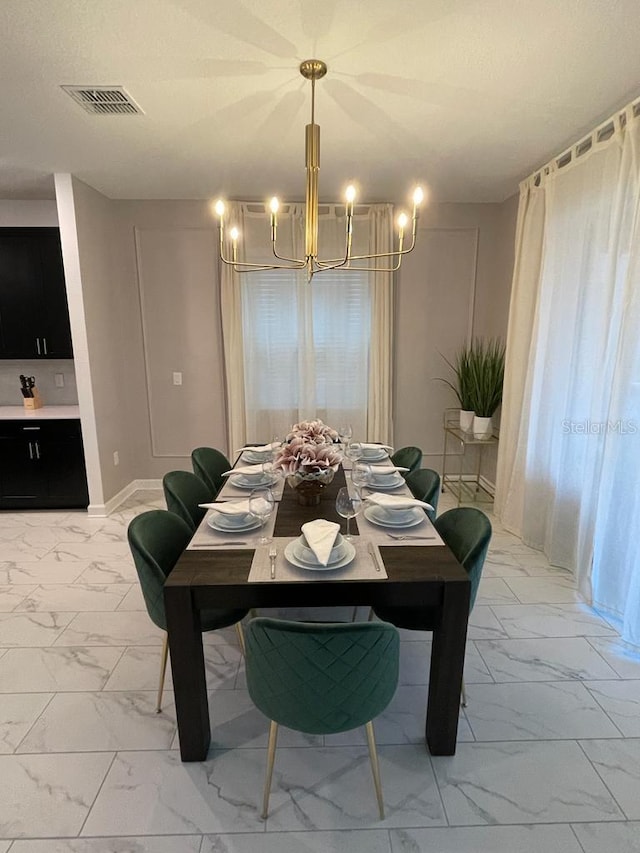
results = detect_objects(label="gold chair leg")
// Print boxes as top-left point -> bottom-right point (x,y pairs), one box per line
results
156,633 -> 169,713
262,720 -> 279,819
365,720 -> 385,819
235,622 -> 246,657
460,677 -> 467,707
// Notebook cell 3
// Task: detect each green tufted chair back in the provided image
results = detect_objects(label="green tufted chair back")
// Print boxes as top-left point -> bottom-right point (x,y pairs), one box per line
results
163,470 -> 212,532
127,510 -> 192,631
406,468 -> 440,522
191,446 -> 231,496
245,618 -> 399,734
435,507 -> 492,611
390,445 -> 422,475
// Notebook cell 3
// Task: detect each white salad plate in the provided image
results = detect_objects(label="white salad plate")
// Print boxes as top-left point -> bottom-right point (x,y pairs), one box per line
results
358,449 -> 388,462
229,474 -> 277,489
368,473 -> 405,490
241,451 -> 272,464
208,514 -> 261,533
284,537 -> 356,571
363,506 -> 425,529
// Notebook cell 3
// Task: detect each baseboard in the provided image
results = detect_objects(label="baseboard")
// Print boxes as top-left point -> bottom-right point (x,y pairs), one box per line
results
87,478 -> 163,517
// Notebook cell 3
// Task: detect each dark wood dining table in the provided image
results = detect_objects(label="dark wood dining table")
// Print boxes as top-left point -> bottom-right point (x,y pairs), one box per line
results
165,466 -> 470,762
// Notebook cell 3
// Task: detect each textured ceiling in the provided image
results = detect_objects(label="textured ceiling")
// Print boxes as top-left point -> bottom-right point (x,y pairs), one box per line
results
1,0 -> 640,203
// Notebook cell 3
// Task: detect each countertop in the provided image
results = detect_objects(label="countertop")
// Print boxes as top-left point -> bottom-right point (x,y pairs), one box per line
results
0,405 -> 81,420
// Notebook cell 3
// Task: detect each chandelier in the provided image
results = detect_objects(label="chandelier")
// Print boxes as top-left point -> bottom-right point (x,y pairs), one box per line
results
214,60 -> 424,281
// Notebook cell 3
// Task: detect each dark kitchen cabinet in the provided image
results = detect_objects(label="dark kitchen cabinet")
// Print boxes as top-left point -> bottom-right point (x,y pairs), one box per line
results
0,419 -> 88,509
0,227 -> 73,359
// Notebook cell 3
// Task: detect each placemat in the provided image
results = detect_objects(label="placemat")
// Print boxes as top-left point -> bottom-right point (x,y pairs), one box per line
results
248,537 -> 388,583
356,511 -> 444,546
187,510 -> 276,550
216,475 -> 285,502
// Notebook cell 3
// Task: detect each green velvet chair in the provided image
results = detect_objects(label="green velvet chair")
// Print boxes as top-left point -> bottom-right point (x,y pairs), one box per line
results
163,470 -> 213,532
191,446 -> 231,497
390,445 -> 422,475
372,507 -> 491,706
405,468 -> 440,522
245,617 -> 400,819
127,509 -> 249,712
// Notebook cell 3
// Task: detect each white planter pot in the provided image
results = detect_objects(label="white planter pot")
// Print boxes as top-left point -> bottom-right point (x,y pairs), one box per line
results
459,410 -> 474,432
473,415 -> 493,440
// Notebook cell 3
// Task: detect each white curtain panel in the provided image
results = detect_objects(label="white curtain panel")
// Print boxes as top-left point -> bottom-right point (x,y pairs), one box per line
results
495,104 -> 640,645
220,202 -> 394,447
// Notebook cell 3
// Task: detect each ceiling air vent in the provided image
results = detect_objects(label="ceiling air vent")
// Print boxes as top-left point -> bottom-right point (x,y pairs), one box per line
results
61,85 -> 144,116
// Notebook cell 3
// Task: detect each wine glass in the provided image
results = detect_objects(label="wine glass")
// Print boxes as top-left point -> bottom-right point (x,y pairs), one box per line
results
345,441 -> 362,465
338,423 -> 353,449
335,486 -> 362,541
250,488 -> 275,544
351,461 -> 371,497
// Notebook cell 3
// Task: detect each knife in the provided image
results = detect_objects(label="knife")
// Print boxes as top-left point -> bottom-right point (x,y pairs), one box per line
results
368,542 -> 383,573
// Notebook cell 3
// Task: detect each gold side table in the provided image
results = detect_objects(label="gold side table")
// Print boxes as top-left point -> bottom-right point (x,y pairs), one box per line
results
441,409 -> 498,506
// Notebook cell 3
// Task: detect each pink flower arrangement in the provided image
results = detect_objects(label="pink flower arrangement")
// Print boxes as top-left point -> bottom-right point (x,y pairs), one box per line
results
285,419 -> 339,445
273,434 -> 342,478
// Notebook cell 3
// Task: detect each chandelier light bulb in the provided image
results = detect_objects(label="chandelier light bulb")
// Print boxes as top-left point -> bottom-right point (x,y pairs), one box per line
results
270,197 -> 280,214
214,199 -> 225,218
230,227 -> 239,242
345,184 -> 357,203
413,187 -> 424,205
397,212 -> 408,230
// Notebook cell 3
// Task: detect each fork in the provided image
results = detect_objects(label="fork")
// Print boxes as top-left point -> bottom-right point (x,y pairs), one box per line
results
269,546 -> 277,579
386,533 -> 436,541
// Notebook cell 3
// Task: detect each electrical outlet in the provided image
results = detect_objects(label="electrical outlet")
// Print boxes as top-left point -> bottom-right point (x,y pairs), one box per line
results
173,372 -> 182,386
54,373 -> 64,387
113,451 -> 119,466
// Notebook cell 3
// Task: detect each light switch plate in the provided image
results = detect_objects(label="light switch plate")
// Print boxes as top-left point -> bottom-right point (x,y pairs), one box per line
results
173,372 -> 182,386
54,373 -> 64,387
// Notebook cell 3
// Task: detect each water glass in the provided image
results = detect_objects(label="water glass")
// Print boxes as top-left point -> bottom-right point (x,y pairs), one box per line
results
335,486 -> 362,541
250,488 -> 275,544
338,424 -> 353,449
345,441 -> 362,464
351,461 -> 371,496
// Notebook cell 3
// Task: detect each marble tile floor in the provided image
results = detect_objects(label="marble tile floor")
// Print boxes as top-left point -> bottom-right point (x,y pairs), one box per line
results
0,489 -> 640,851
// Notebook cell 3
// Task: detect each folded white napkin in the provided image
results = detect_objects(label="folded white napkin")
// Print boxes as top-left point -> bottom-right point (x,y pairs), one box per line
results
365,492 -> 434,511
222,463 -> 272,477
360,443 -> 393,452
301,519 -> 341,566
369,465 -> 409,475
238,442 -> 278,453
199,499 -> 252,515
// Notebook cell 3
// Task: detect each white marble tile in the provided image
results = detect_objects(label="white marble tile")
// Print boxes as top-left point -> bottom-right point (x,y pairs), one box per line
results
475,578 -> 519,605
14,583 -> 131,612
0,611 -> 75,646
82,749 -> 265,835
116,584 -> 146,610
10,839 -> 202,853
389,824 -> 584,852
475,637 -> 620,682
464,681 -> 621,740
0,540 -> 55,561
0,560 -> 86,584
0,693 -> 52,753
0,646 -> 123,691
587,636 -> 640,679
201,830 -> 392,853
572,821 -> 640,852
262,744 -> 446,830
398,642 -> 431,685
580,739 -> 640,819
483,559 -> 530,579
432,740 -> 623,824
48,542 -> 132,562
491,603 -> 617,638
466,606 -> 509,641
584,680 -> 640,736
0,584 -> 36,611
17,691 -> 177,752
504,575 -> 580,604
0,752 -> 113,838
53,611 -> 164,646
103,646 -> 170,692
75,559 -> 138,584
463,642 -> 494,683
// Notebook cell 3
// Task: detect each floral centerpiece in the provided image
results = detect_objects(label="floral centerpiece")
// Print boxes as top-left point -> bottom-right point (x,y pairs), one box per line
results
273,420 -> 342,506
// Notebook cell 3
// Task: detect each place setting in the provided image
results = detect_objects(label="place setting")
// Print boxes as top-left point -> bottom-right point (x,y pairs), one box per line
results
216,461 -> 284,500
188,491 -> 275,549
359,491 -> 443,545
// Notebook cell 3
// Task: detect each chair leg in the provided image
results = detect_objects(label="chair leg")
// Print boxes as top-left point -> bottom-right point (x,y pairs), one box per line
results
156,633 -> 169,713
235,622 -> 246,657
367,607 -> 374,622
460,677 -> 467,707
262,720 -> 279,819
365,720 -> 385,820
351,606 -> 359,621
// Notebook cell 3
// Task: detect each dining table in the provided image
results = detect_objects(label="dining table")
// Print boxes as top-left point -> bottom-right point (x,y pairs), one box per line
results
164,457 -> 471,762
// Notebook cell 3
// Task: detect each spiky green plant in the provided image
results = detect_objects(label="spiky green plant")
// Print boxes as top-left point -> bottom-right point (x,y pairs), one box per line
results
438,344 -> 476,411
467,338 -> 506,417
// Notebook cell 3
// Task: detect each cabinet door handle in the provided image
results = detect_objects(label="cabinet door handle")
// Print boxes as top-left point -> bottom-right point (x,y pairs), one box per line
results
36,337 -> 41,355
34,441 -> 40,459
28,442 -> 33,460
42,337 -> 48,355
23,426 -> 41,431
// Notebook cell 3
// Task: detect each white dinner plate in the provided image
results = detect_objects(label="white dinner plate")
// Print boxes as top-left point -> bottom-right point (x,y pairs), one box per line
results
364,505 -> 425,529
207,514 -> 261,533
285,538 -> 356,571
293,536 -> 346,567
368,473 -> 405,490
241,451 -> 272,464
358,449 -> 388,462
229,473 -> 277,489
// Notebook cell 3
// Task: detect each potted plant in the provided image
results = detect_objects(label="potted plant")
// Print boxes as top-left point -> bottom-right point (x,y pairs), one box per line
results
438,344 -> 476,431
467,338 -> 506,439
